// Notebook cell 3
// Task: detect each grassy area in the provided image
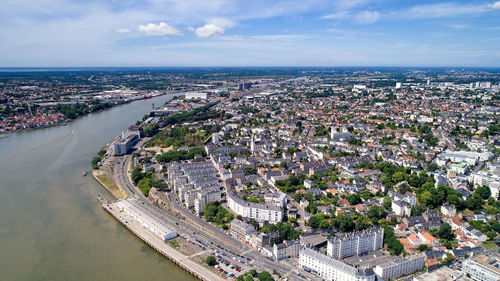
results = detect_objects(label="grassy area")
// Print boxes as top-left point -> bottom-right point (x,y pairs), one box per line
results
483,240 -> 499,251
93,168 -> 128,199
167,239 -> 180,248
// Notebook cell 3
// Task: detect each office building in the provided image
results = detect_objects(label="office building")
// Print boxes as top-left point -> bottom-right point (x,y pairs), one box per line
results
114,134 -> 138,155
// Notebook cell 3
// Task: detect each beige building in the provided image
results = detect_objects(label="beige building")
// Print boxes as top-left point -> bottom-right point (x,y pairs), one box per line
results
374,254 -> 425,280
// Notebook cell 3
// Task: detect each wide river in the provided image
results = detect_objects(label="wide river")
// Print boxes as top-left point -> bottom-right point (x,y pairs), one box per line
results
0,94 -> 197,281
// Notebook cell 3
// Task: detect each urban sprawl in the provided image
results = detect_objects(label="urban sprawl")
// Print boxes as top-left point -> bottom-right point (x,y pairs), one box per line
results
6,68 -> 500,281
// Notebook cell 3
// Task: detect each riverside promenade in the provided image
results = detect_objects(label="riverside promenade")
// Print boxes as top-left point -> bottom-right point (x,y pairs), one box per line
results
100,199 -> 226,281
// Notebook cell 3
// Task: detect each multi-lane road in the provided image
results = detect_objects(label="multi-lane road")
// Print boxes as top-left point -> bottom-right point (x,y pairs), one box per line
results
109,143 -> 311,280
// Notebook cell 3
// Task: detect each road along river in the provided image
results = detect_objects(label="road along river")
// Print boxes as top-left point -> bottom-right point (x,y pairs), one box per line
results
0,93 -> 197,281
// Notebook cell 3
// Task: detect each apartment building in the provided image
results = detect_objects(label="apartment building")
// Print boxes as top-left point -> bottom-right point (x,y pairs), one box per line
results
230,218 -> 255,241
168,160 -> 223,214
227,191 -> 284,224
273,240 -> 300,261
299,248 -> 375,281
374,254 -> 425,280
327,228 -> 384,259
462,255 -> 500,281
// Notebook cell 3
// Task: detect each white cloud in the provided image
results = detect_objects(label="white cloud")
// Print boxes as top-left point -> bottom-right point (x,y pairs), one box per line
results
447,24 -> 467,29
193,23 -> 224,38
355,11 -> 380,24
208,17 -> 235,28
400,3 -> 488,19
220,34 -> 305,41
488,1 -> 500,10
138,22 -> 182,36
333,0 -> 371,10
115,28 -> 130,34
320,11 -> 349,19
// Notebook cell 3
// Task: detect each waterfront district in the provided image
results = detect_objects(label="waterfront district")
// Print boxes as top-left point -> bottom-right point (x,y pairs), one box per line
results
88,69 -> 500,281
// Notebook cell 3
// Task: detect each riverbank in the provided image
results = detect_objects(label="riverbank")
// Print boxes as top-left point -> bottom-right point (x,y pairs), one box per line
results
92,169 -> 128,199
100,198 -> 225,281
0,91 -> 197,281
0,92 -> 170,136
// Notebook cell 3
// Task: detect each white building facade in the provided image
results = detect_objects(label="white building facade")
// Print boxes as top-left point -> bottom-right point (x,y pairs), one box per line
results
374,254 -> 425,280
462,255 -> 500,281
227,191 -> 284,224
299,248 -> 375,281
327,228 -> 384,259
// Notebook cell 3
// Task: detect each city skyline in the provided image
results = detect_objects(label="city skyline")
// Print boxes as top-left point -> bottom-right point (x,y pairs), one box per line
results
1,0 -> 500,67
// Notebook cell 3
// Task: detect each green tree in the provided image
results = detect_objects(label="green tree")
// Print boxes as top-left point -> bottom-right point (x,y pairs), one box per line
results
205,255 -> 217,266
339,216 -> 355,232
417,244 -> 431,252
466,194 -> 484,210
382,225 -> 404,255
131,168 -> 143,184
346,193 -> 362,205
491,220 -> 500,233
367,206 -> 386,224
258,271 -> 274,281
392,171 -> 407,183
245,275 -> 254,281
436,223 -> 455,241
308,215 -> 322,229
419,191 -> 433,207
248,269 -> 258,277
427,163 -> 438,171
475,185 -> 491,200
91,156 -> 101,170
383,196 -> 392,210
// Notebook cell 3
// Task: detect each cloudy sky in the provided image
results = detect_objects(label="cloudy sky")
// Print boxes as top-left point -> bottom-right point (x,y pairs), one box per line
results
1,0 -> 499,67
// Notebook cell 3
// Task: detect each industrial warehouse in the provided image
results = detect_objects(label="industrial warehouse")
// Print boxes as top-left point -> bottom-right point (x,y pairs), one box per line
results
114,198 -> 178,241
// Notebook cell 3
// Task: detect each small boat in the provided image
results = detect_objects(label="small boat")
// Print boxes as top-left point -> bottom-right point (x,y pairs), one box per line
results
72,130 -> 77,135
81,170 -> 87,176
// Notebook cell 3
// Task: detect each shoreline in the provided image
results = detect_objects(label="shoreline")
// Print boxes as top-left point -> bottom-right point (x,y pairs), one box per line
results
90,91 -> 227,281
0,92 -> 172,137
92,169 -> 128,200
98,196 -> 225,281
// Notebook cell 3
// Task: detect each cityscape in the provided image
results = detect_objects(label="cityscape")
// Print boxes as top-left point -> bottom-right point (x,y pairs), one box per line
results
1,1 -> 500,281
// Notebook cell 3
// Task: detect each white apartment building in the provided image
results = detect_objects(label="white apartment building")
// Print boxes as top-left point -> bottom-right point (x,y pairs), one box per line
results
469,171 -> 500,199
374,254 -> 425,280
193,187 -> 224,215
273,240 -> 300,261
169,160 -> 224,214
327,228 -> 384,259
392,200 -> 412,217
441,203 -> 457,217
437,150 -> 494,166
462,255 -> 500,281
299,248 -> 375,281
227,191 -> 284,224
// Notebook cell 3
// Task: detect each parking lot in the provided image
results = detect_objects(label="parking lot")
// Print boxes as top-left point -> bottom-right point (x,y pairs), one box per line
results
214,256 -> 245,279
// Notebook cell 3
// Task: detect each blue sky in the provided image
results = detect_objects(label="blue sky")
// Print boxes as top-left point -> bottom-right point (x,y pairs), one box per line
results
1,0 -> 499,67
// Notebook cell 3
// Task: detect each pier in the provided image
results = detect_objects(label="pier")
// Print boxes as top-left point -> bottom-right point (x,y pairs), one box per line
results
98,196 -> 226,281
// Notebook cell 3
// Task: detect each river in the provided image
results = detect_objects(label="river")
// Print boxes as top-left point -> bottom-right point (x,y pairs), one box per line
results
0,94 -> 197,281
